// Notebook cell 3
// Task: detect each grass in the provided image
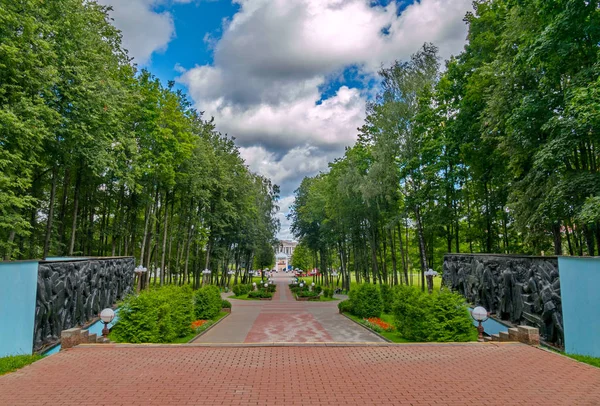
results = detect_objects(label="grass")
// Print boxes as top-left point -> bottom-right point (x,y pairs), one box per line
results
171,311 -> 229,343
566,354 -> 600,368
0,354 -> 43,376
295,273 -> 441,294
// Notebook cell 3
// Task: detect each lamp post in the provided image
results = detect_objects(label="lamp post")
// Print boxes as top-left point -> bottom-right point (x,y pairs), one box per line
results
424,269 -> 438,294
252,282 -> 257,291
134,265 -> 147,293
202,269 -> 211,286
100,308 -> 115,337
471,306 -> 489,342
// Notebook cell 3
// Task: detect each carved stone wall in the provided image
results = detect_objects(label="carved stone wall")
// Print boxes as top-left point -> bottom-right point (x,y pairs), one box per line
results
443,254 -> 563,346
34,257 -> 134,352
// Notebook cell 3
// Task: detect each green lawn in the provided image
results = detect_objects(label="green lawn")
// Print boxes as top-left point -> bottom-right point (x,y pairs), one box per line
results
0,354 -> 43,376
296,273 -> 441,294
565,354 -> 600,368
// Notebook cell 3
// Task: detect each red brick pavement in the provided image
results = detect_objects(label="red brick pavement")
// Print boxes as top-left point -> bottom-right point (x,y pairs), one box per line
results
1,343 -> 599,405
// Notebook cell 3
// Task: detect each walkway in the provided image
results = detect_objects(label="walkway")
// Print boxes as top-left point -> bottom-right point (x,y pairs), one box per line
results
2,274 -> 600,405
195,273 -> 382,343
1,343 -> 599,405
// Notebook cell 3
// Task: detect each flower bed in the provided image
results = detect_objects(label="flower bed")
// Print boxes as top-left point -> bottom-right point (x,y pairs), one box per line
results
363,317 -> 394,333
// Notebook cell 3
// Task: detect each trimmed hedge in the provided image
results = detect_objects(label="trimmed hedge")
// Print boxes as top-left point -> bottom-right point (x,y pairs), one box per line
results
392,286 -> 475,342
111,286 -> 194,343
194,285 -> 222,320
221,299 -> 232,309
248,290 -> 272,299
338,299 -> 352,313
348,283 -> 383,318
232,284 -> 252,296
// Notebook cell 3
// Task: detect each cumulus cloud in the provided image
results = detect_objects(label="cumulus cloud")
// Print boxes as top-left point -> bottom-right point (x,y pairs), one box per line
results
98,0 -> 178,65
176,0 -> 474,238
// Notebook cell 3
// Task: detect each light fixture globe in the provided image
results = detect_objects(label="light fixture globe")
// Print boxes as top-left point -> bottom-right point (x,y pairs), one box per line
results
299,283 -> 304,288
252,282 -> 256,286
100,308 -> 115,324
471,306 -> 488,322
264,283 -> 268,288
311,282 -> 315,287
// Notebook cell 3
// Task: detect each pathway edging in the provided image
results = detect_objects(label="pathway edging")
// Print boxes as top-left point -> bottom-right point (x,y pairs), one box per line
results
189,313 -> 230,343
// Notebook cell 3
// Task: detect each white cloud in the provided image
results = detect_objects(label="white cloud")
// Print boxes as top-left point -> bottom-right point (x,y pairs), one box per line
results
98,0 -> 177,65
177,0 -> 474,238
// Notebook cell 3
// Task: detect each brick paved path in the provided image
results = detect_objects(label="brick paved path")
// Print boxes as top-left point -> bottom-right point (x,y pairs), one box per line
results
1,343 -> 599,405
195,273 -> 383,343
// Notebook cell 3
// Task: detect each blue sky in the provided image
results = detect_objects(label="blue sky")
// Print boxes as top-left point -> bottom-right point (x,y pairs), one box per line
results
102,0 -> 474,239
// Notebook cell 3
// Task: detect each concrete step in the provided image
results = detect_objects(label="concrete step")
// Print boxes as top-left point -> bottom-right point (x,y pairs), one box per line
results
499,331 -> 510,342
508,328 -> 520,341
491,334 -> 500,342
483,336 -> 493,342
88,333 -> 97,343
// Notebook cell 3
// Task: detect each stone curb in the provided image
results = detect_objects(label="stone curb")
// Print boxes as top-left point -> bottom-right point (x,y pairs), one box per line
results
340,313 -> 393,343
189,312 -> 231,343
76,341 -> 522,349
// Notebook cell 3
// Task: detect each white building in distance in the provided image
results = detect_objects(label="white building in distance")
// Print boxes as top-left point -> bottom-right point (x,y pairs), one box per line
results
275,240 -> 298,271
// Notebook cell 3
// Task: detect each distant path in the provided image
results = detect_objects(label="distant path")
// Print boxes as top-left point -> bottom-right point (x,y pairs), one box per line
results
195,273 -> 382,343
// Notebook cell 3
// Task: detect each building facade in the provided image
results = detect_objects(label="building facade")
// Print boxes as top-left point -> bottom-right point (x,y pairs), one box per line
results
275,240 -> 298,271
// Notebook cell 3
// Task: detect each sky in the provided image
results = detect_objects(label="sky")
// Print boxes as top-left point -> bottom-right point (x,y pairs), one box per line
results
99,0 -> 475,240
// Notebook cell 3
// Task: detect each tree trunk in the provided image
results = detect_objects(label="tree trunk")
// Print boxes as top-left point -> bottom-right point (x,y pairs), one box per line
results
68,170 -> 82,256
414,205 -> 428,292
160,191 -> 169,286
43,167 -> 58,259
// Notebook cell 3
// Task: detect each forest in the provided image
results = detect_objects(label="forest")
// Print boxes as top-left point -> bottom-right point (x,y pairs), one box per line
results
290,0 -> 600,290
0,0 -> 279,286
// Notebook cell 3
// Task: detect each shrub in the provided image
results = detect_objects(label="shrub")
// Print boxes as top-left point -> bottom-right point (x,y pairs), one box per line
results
348,284 -> 383,318
392,286 -> 475,342
248,290 -> 272,299
232,284 -> 251,296
379,284 -> 394,313
338,299 -> 352,313
221,299 -> 232,309
267,284 -> 277,292
297,290 -> 319,298
111,286 -> 194,343
313,285 -> 323,295
194,285 -> 222,320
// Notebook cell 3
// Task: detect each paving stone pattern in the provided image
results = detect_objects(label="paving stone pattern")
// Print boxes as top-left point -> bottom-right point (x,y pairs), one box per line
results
196,273 -> 383,343
1,343 -> 599,405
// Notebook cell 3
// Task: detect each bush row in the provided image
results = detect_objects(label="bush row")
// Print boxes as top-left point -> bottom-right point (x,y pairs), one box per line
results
339,284 -> 475,342
111,285 -> 225,343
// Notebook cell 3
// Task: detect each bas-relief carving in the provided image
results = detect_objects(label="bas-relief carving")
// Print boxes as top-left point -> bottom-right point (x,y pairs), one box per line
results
443,255 -> 563,346
33,257 -> 134,351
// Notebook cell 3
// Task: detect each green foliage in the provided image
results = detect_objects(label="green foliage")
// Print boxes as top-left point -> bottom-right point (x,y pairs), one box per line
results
0,354 -> 43,376
297,290 -> 319,298
348,284 -> 383,319
313,285 -> 323,295
221,299 -> 231,309
111,286 -> 194,343
392,286 -> 475,342
566,354 -> 600,369
338,299 -> 352,313
248,290 -> 272,299
379,284 -> 393,313
322,287 -> 333,298
194,285 -> 222,320
232,284 -> 251,297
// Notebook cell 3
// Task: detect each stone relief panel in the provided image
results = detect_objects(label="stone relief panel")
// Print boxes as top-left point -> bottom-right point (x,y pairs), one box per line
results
33,257 -> 134,351
443,254 -> 563,346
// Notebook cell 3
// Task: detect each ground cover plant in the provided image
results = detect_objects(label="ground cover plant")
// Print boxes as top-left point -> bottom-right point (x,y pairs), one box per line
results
0,354 -> 43,376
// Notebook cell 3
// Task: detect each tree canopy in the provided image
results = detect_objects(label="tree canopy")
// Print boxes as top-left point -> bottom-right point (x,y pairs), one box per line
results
0,0 -> 279,287
290,0 -> 600,290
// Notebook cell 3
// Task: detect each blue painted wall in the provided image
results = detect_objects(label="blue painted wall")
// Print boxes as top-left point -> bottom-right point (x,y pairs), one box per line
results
559,257 -> 600,357
0,261 -> 39,356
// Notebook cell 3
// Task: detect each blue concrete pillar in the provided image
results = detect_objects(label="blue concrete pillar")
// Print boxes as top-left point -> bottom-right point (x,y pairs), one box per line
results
0,261 -> 39,356
558,257 -> 600,357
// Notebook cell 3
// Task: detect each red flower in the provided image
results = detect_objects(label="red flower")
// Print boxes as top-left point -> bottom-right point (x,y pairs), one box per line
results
191,320 -> 208,329
365,317 -> 394,331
